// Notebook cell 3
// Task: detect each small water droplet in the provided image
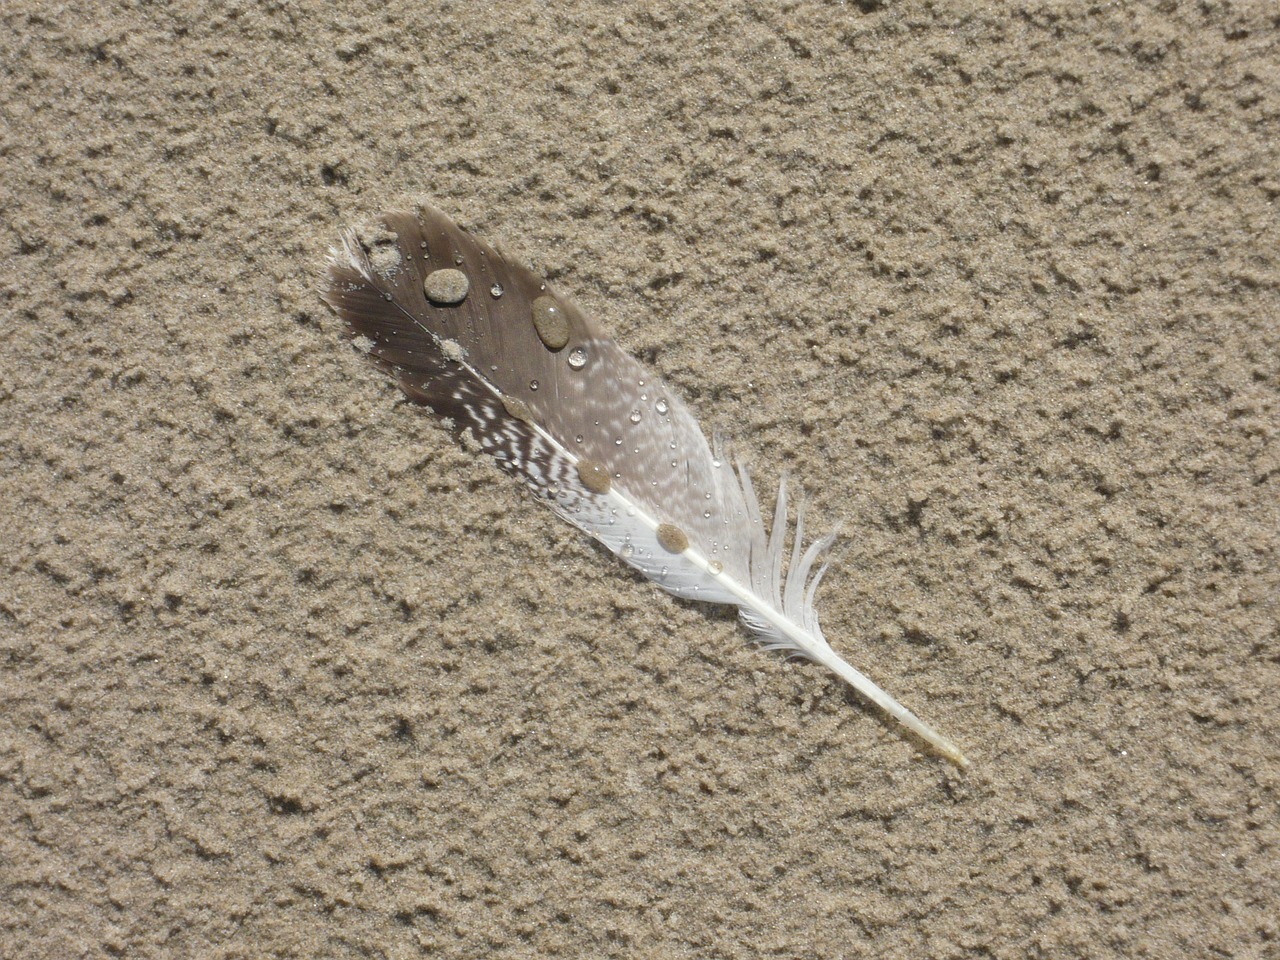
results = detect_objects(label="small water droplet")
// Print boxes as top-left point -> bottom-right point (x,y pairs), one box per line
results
703,510 -> 712,519
575,434 -> 584,444
629,410 -> 642,424
655,398 -> 669,415
640,393 -> 648,402
615,438 -> 623,446
567,347 -> 588,370
547,483 -> 560,497
490,283 -> 504,298
620,544 -> 634,559
712,458 -> 722,468
708,560 -> 724,575
453,253 -> 464,265
529,379 -> 539,391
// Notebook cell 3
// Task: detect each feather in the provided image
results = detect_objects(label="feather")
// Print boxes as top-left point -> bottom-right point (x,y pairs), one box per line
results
322,205 -> 968,768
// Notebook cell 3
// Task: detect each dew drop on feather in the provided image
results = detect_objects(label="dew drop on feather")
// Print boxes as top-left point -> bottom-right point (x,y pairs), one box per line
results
424,268 -> 469,305
655,398 -> 669,415
531,295 -> 570,351
629,410 -> 642,424
567,347 -> 588,370
708,560 -> 724,575
656,523 -> 689,554
502,396 -> 535,423
490,283 -> 504,298
576,459 -> 612,494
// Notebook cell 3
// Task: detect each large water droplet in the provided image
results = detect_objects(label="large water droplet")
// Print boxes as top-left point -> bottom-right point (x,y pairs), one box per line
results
531,295 -> 569,351
490,282 -> 504,298
424,268 -> 470,305
656,523 -> 689,554
655,398 -> 669,415
567,346 -> 588,370
576,459 -> 611,494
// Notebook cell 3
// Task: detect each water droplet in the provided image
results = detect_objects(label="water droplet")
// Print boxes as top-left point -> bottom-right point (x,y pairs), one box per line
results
708,560 -> 724,575
453,253 -> 464,265
490,282 -> 504,298
620,544 -> 634,559
567,346 -> 588,370
531,295 -> 569,351
614,438 -> 623,446
655,398 -> 669,415
576,459 -> 611,494
547,483 -> 560,497
424,268 -> 469,305
712,458 -> 721,468
640,393 -> 648,402
502,396 -> 533,423
529,379 -> 539,391
703,510 -> 712,519
575,434 -> 584,444
629,409 -> 642,424
657,523 -> 689,553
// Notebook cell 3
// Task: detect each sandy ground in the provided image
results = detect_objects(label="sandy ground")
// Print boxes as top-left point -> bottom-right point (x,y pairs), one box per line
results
2,2 -> 1277,957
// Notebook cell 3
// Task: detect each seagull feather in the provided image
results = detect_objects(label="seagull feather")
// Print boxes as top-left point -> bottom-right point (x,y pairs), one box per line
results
322,205 -> 968,768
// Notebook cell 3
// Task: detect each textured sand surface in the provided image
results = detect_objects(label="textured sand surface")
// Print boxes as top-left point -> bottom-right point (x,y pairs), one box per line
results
2,2 -> 1277,957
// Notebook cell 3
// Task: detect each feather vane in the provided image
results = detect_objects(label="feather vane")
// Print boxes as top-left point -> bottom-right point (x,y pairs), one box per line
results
323,206 -> 967,767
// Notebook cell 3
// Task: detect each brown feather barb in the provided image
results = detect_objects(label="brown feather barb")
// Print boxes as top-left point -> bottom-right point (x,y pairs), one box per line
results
323,205 -> 968,767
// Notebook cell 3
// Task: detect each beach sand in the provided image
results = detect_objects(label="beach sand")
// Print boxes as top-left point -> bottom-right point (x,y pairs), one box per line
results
2,2 -> 1276,956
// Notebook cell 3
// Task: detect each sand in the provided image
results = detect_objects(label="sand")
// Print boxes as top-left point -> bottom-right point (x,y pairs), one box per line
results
2,2 -> 1277,957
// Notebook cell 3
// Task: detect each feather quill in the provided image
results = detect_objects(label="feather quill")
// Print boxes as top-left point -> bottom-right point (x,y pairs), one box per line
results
323,205 -> 968,767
